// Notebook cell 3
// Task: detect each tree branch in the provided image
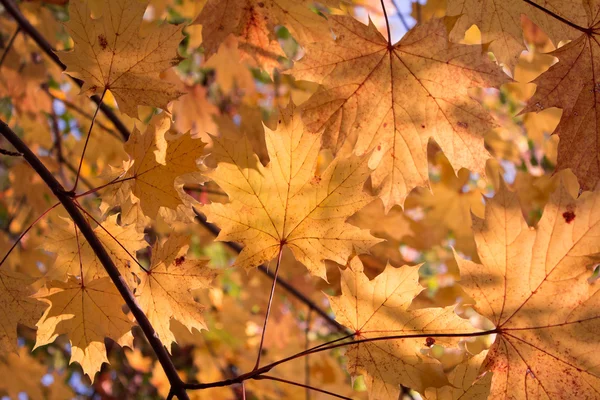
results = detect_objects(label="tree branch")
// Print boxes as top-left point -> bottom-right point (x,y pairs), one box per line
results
193,209 -> 349,334
0,119 -> 189,400
0,0 -> 131,141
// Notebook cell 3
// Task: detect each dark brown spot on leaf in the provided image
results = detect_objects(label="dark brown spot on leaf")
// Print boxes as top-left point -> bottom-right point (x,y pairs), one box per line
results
563,211 -> 576,224
175,256 -> 185,266
98,34 -> 108,50
425,337 -> 435,347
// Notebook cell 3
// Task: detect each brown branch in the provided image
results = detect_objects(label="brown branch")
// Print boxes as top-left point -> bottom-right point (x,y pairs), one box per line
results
185,329 -> 497,390
193,209 -> 349,334
0,0 -> 131,141
0,119 -> 189,400
0,147 -> 22,156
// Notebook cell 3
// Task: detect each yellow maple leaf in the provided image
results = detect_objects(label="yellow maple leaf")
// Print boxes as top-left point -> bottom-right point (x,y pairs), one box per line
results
518,5 -> 600,191
201,102 -> 380,279
103,112 -> 206,220
0,348 -> 74,400
0,268 -> 45,356
196,0 -> 333,72
446,0 -> 581,70
133,234 -> 217,349
292,16 -> 507,210
455,177 -> 600,398
34,276 -> 134,378
58,0 -> 185,116
406,153 -> 485,256
328,257 -> 475,397
424,351 -> 492,399
42,215 -> 146,283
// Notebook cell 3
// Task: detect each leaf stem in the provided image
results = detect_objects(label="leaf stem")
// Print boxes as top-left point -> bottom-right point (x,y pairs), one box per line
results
70,88 -> 106,193
380,0 -> 393,45
42,85 -> 121,140
74,175 -> 136,199
193,209 -> 348,334
0,119 -> 189,400
521,0 -> 592,35
253,245 -> 284,370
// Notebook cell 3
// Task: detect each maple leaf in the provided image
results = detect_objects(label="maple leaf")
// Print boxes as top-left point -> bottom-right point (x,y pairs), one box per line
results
0,348 -> 74,400
455,178 -> 600,398
34,276 -> 134,378
103,113 -> 206,220
196,0 -> 333,72
0,268 -> 45,356
291,16 -> 507,209
328,257 -> 475,396
406,153 -> 485,256
201,102 -> 380,280
133,234 -> 217,349
424,351 -> 492,399
518,4 -> 600,191
58,0 -> 185,116
42,215 -> 146,283
446,0 -> 581,70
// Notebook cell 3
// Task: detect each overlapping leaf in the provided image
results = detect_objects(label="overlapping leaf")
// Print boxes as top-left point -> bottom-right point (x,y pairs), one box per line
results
102,113 -> 206,221
59,0 -> 185,116
201,102 -> 380,279
455,178 -> 600,397
520,5 -> 600,190
196,0 -> 333,71
34,276 -> 134,378
42,215 -> 146,282
0,268 -> 45,356
328,257 -> 475,397
446,0 -> 581,70
292,16 -> 507,209
133,234 -> 217,349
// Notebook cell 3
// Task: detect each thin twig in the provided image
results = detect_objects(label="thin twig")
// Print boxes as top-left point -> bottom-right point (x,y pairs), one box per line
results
390,0 -> 411,32
0,201 -> 60,267
521,0 -> 592,34
185,328 -> 498,391
42,86 -> 122,141
0,26 -> 20,67
0,119 -> 189,400
305,308 -> 312,400
49,111 -> 67,183
253,245 -> 284,370
0,147 -> 22,157
0,0 -> 131,140
254,375 -> 352,400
